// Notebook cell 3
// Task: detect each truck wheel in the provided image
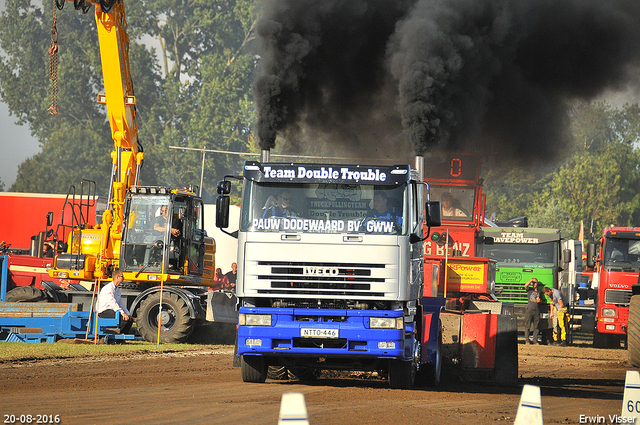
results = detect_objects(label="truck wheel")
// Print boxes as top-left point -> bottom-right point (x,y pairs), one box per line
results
593,328 -> 606,348
136,292 -> 194,343
288,367 -> 319,381
241,355 -> 268,383
628,295 -> 640,367
267,366 -> 289,380
389,334 -> 418,389
594,329 -> 619,349
388,359 -> 415,389
421,330 -> 442,387
6,286 -> 49,302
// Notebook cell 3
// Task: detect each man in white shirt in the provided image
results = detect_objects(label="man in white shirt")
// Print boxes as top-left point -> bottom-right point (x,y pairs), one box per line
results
97,270 -> 133,333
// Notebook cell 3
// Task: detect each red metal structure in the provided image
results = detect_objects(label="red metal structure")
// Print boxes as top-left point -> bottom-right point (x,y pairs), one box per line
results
0,191 -> 100,292
422,152 -> 516,381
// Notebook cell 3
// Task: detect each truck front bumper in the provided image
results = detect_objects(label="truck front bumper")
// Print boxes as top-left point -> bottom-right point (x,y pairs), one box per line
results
237,307 -> 409,359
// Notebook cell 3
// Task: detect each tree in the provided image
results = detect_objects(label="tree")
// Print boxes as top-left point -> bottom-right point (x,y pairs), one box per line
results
528,198 -> 577,238
0,0 -> 257,197
483,101 -> 640,241
549,140 -> 640,240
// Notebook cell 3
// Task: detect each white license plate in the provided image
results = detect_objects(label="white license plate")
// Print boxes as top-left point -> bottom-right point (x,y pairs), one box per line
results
300,328 -> 338,338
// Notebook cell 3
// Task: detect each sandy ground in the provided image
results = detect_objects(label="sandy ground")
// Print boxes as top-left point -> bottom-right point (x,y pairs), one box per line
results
0,339 -> 632,425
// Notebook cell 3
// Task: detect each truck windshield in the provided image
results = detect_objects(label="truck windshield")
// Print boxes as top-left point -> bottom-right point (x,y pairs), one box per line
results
121,194 -> 172,271
484,241 -> 558,266
604,237 -> 640,266
431,185 -> 475,221
240,181 -> 407,235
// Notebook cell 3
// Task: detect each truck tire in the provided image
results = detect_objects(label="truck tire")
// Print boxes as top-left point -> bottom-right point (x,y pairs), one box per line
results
628,295 -> 640,367
288,367 -> 319,381
5,286 -> 49,302
267,366 -> 289,380
593,328 -> 606,348
241,355 -> 268,383
388,359 -> 414,389
420,330 -> 442,387
593,329 -> 620,349
389,333 -> 418,389
136,292 -> 194,343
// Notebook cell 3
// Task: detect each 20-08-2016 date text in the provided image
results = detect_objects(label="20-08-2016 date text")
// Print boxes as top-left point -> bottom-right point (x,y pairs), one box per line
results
4,415 -> 60,424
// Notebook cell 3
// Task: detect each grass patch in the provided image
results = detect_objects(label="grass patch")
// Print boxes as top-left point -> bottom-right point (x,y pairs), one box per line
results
0,340 -> 230,363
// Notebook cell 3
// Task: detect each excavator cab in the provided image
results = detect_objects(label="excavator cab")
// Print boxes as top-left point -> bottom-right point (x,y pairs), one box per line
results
120,188 -> 212,282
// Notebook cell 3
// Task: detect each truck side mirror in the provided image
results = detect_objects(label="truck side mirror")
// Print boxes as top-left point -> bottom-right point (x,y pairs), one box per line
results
562,249 -> 572,266
217,180 -> 231,195
586,243 -> 596,268
425,201 -> 441,227
216,195 -> 230,229
46,212 -> 53,227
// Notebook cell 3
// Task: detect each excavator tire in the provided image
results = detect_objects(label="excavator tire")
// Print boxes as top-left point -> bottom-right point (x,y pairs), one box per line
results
628,295 -> 640,367
6,286 -> 49,302
136,292 -> 194,343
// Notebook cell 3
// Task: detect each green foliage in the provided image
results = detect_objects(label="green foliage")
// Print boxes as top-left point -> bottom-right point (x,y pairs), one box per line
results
528,198 -> 577,238
484,101 -> 640,241
483,164 -> 554,222
1,0 -> 257,198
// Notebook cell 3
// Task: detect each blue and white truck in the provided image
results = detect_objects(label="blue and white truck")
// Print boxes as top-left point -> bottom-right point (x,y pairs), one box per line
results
216,155 -> 444,389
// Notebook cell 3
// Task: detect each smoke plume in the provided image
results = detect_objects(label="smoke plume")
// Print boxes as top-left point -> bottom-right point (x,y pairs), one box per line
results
253,0 -> 640,161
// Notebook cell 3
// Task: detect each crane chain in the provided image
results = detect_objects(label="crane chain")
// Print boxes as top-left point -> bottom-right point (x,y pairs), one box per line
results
47,3 -> 59,116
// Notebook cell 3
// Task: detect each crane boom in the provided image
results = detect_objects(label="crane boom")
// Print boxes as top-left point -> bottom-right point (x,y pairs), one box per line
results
94,1 -> 142,252
50,0 -> 215,290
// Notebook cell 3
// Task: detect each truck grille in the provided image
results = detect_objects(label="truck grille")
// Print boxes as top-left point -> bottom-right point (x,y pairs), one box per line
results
604,289 -> 632,305
256,261 -> 386,297
494,283 -> 527,303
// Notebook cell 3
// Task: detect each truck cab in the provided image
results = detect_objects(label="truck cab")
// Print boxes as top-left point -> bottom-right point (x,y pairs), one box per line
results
590,227 -> 640,348
218,158 -> 444,389
119,188 -> 213,284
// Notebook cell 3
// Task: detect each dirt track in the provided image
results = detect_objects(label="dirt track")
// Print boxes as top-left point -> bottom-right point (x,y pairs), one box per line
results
0,341 -> 632,425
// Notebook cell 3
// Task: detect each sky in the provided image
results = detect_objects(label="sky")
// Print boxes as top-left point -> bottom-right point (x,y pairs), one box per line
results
0,102 -> 40,188
0,0 -> 40,188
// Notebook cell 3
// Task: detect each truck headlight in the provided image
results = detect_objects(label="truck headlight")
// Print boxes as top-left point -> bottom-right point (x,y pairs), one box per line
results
370,317 -> 403,329
239,313 -> 272,326
601,308 -> 616,318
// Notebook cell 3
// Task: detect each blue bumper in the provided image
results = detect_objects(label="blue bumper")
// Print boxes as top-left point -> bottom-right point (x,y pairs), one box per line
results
238,307 -> 411,359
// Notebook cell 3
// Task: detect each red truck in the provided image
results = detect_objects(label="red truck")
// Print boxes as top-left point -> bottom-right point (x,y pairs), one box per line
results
587,226 -> 640,348
422,152 -> 518,382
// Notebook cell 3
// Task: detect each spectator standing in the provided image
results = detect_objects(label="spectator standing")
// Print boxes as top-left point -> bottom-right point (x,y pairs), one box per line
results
524,278 -> 542,344
212,267 -> 229,291
544,287 -> 569,346
225,262 -> 237,290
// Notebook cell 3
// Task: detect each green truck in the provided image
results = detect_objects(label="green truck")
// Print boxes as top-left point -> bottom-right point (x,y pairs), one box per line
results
479,227 -> 562,342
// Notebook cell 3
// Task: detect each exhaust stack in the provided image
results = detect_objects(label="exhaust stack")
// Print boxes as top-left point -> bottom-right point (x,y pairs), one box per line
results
261,150 -> 270,163
414,155 -> 424,181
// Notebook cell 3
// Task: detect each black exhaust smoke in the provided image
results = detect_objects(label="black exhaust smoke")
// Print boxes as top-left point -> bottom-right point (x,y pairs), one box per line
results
253,0 -> 413,155
253,0 -> 640,161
